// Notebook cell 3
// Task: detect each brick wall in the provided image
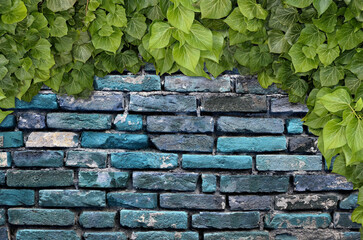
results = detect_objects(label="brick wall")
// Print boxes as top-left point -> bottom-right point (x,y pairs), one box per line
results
0,73 -> 359,240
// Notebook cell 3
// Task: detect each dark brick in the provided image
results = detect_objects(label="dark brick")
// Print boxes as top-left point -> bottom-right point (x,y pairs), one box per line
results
18,113 -> 46,129
192,212 -> 260,229
217,117 -> 284,133
107,192 -> 157,209
164,75 -> 231,92
147,116 -> 214,133
201,96 -> 267,112
160,194 -> 225,210
334,212 -> 361,229
236,75 -> 284,94
13,150 -> 64,167
7,170 -> 74,187
265,213 -> 331,229
229,196 -> 272,210
275,194 -> 338,210
271,97 -> 308,113
151,135 -> 213,152
288,137 -> 318,153
294,175 -> 353,191
129,95 -> 196,112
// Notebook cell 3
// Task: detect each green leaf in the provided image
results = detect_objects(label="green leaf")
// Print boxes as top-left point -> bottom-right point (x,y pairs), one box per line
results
185,23 -> 213,51
336,23 -> 363,51
316,44 -> 340,66
258,69 -> 275,88
66,63 -> 94,95
274,5 -> 299,26
346,117 -> 363,153
46,0 -> 76,12
323,118 -> 347,151
30,38 -> 52,59
347,51 -> 363,80
302,46 -> 316,59
352,206 -> 363,225
289,43 -> 319,73
319,65 -> 344,87
107,5 -> 127,27
284,0 -> 313,8
50,17 -> 68,37
167,4 -> 194,33
149,22 -> 172,49
155,48 -> 174,74
312,2 -> 337,33
1,0 -> 27,24
268,30 -> 290,54
200,0 -> 232,19
224,8 -> 247,33
321,88 -> 352,112
237,0 -> 268,20
356,98 -> 363,111
92,28 -> 123,53
73,43 -> 94,63
345,73 -> 361,94
125,14 -> 147,40
172,42 -> 200,73
200,31 -> 224,62
0,110 -> 12,124
313,0 -> 332,15
297,24 -> 326,47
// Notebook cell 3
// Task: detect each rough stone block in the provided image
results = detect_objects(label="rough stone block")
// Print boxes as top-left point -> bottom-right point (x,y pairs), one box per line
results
294,175 -> 353,191
129,95 -> 196,112
265,213 -> 331,229
79,211 -> 116,228
47,113 -> 112,130
271,97 -> 308,113
39,190 -> 105,207
7,170 -> 74,187
202,174 -> 216,193
204,232 -> 269,240
131,231 -> 198,240
340,193 -> 358,210
26,132 -> 78,148
107,192 -> 157,209
111,152 -> 178,169
84,232 -> 126,240
288,137 -> 318,153
18,113 -> 46,129
151,135 -> 213,152
16,230 -> 80,240
160,194 -> 225,210
217,117 -> 284,133
201,96 -> 267,112
0,132 -> 23,148
229,196 -> 273,210
114,114 -> 143,131
275,194 -> 338,210
164,75 -> 231,92
334,212 -> 361,229
0,152 -> 11,167
78,171 -> 129,188
8,209 -> 74,226
66,151 -> 107,168
192,212 -> 260,229
94,75 -> 161,91
13,150 -> 63,167
81,132 -> 148,149
147,116 -> 214,133
15,94 -> 58,110
0,189 -> 34,206
182,154 -> 252,170
286,118 -> 304,134
256,155 -> 322,171
217,136 -> 286,153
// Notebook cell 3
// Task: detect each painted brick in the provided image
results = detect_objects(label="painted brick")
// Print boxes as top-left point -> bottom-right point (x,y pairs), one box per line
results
0,152 -> 11,167
164,75 -> 231,92
94,75 -> 161,91
114,114 -> 143,131
151,135 -> 213,152
192,212 -> 260,229
256,155 -> 322,171
340,193 -> 358,209
217,136 -> 287,153
275,194 -> 338,210
217,117 -> 284,133
294,175 -> 353,191
131,231 -> 198,240
220,175 -> 289,193
182,154 -> 252,170
147,116 -> 214,133
341,232 -> 361,240
204,232 -> 269,240
81,132 -> 148,149
39,190 -> 105,207
202,174 -> 216,193
288,136 -> 317,153
286,118 -> 304,134
107,192 -> 157,209
84,232 -> 126,240
78,171 -> 129,188
111,152 -> 178,169
201,95 -> 267,112
229,196 -> 273,210
130,95 -> 196,112
265,213 -> 331,229
0,209 -> 4,225
0,115 -> 15,129
47,113 -> 112,130
271,97 -> 308,113
133,172 -> 198,191
18,113 -> 46,129
8,209 -> 74,226
334,212 -> 361,229
0,132 -> 23,148
79,211 -> 115,228
120,210 -> 188,229
15,94 -> 58,110
0,189 -> 34,206
236,75 -> 284,94
16,230 -> 80,240
26,132 -> 78,148
160,194 -> 225,210
66,151 -> 107,168
7,170 -> 74,187
13,150 -> 63,167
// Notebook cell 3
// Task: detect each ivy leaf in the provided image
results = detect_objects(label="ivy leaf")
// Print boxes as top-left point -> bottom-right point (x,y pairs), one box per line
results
321,88 -> 352,112
155,48 -> 174,75
313,0 -> 332,16
274,5 -> 299,26
323,118 -> 347,151
50,17 -> 68,37
149,22 -> 172,49
30,38 -> 52,60
312,2 -> 337,33
200,0 -> 232,19
167,4 -> 194,33
356,98 -> 363,111
258,69 -> 275,88
92,28 -> 123,53
73,43 -> 94,63
200,31 -> 224,62
297,24 -> 326,47
319,65 -> 344,87
185,23 -> 213,51
336,23 -> 363,51
172,42 -> 200,73
46,0 -> 76,12
289,43 -> 319,73
0,110 -> 12,124
302,46 -> 316,59
316,44 -> 340,66
284,0 -> 313,8
107,5 -> 127,27
267,30 -> 290,54
347,51 -> 363,80
1,0 -> 27,24
345,73 -> 361,94
66,63 -> 94,95
352,206 -> 363,225
224,8 -> 247,33
125,14 -> 147,40
285,24 -> 303,45
346,117 -> 363,153
237,0 -> 268,20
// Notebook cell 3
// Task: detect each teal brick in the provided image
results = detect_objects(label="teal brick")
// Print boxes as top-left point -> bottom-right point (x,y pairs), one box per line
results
217,136 -> 286,153
66,151 -> 107,168
8,209 -> 74,226
7,170 -> 74,187
79,211 -> 116,228
47,113 -> 112,130
13,150 -> 63,167
15,94 -> 58,109
165,75 -> 231,92
0,209 -> 4,225
84,232 -> 127,240
182,154 -> 252,169
342,232 -> 361,240
256,155 -> 322,171
78,171 -> 129,188
160,194 -> 225,210
0,152 -> 11,167
287,118 -> 304,134
0,115 -> 15,129
0,132 -> 23,148
132,231 -> 198,240
334,212 -> 361,229
114,114 -> 143,131
120,210 -> 188,229
151,135 -> 214,152
107,192 -> 157,209
202,174 -> 216,193
129,95 -> 196,112
0,189 -> 34,206
16,230 -> 80,240
204,232 -> 269,240
0,227 -> 6,239
111,152 -> 178,169
192,212 -> 260,229
81,132 -> 148,149
95,75 -> 161,91
340,193 -> 358,209
39,190 -> 105,207
217,117 -> 284,133
265,213 -> 331,229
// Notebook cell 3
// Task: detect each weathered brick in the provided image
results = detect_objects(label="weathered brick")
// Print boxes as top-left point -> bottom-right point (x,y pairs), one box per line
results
0,115 -> 15,129
114,114 -> 143,131
16,230 -> 80,240
94,75 -> 161,91
288,137 -> 318,153
84,232 -> 127,240
144,63 -> 156,72
26,132 -> 78,148
217,117 -> 284,133
66,151 -> 107,168
229,196 -> 273,210
256,155 -> 322,171
111,152 -> 178,169
0,171 -> 4,185
13,150 -> 63,167
334,212 -> 361,229
341,232 -> 361,240
236,75 -> 284,94
217,136 -> 287,153
286,118 -> 304,134
129,95 -> 196,112
18,113 -> 46,129
0,209 -> 4,225
107,192 -> 157,209
192,212 -> 260,229
160,194 -> 225,210
151,135 -> 213,152
133,172 -> 198,191
0,227 -> 6,239
7,170 -> 74,187
15,94 -> 58,110
201,95 -> 267,112
81,132 -> 148,149
182,154 -> 252,170
340,193 -> 358,210
79,211 -> 115,228
8,208 -> 74,226
0,152 -> 11,167
131,231 -> 198,240
120,210 -> 188,229
275,194 -> 338,210
265,213 -> 331,229
271,97 -> 308,113
275,234 -> 298,240
0,132 -> 23,148
147,116 -> 214,133
164,75 -> 231,92
220,175 -> 289,193
78,171 -> 129,188
39,190 -> 105,207
294,175 -> 353,191
204,232 -> 269,240
47,113 -> 112,130
202,174 -> 216,193
0,189 -> 34,206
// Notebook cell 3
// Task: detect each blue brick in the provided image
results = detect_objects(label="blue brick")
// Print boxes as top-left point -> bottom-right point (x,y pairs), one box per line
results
265,213 -> 331,229
39,190 -> 105,207
114,114 -> 143,131
0,209 -> 4,225
7,170 -> 74,187
271,97 -> 308,113
18,113 -> 46,129
79,211 -> 115,228
107,192 -> 157,209
144,63 -> 156,72
13,150 -> 63,167
78,171 -> 129,188
204,232 -> 269,240
217,117 -> 284,133
294,175 -> 353,191
151,135 -> 214,152
132,231 -> 198,240
192,212 -> 260,229
0,189 -> 34,206
16,230 -> 80,240
340,193 -> 358,209
111,152 -> 178,169
84,232 -> 127,240
66,151 -> 107,168
15,94 -> 58,109
229,196 -> 273,210
217,136 -> 286,153
160,194 -> 225,210
182,154 -> 252,169
275,194 -> 338,210
129,95 -> 196,112
147,116 -> 214,133
334,212 -> 361,229
342,232 -> 361,240
286,118 -> 304,134
0,152 -> 11,167
164,75 -> 231,92
0,227 -> 6,239
8,208 -> 74,226
0,171 -> 4,185
202,174 -> 216,193
256,155 -> 322,171
0,132 -> 23,148
95,75 -> 161,91
120,210 -> 188,229
0,115 -> 15,129
47,113 -> 112,130
81,132 -> 148,149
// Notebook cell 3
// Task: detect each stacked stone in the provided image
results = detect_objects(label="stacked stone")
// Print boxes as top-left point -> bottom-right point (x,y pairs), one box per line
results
0,74 -> 359,240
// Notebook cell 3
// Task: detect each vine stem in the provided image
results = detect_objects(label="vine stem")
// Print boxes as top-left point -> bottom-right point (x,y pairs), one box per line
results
86,0 -> 89,15
349,105 -> 362,120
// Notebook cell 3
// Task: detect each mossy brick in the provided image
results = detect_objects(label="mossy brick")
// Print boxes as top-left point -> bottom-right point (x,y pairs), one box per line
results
84,232 -> 127,240
236,75 -> 284,95
111,152 -> 178,169
229,196 -> 273,210
0,132 -> 23,148
13,150 -> 63,167
182,154 -> 252,170
0,189 -> 34,206
160,194 -> 225,210
217,136 -> 287,153
334,212 -> 361,229
341,232 -> 361,240
78,171 -> 129,188
79,211 -> 116,228
275,194 -> 338,210
164,75 -> 231,92
132,231 -> 199,240
294,175 -> 353,191
256,155 -> 322,171
265,213 -> 331,229
271,97 -> 308,113
0,115 -> 15,129
26,132 -> 79,148
47,113 -> 112,130
7,170 -> 74,187
133,172 -> 198,191
114,114 -> 143,131
340,193 -> 358,209
201,96 -> 267,112
94,75 -> 161,91
66,151 -> 107,168
18,112 -> 46,129
107,192 -> 157,209
0,152 -> 11,167
151,135 -> 213,152
16,230 -> 80,240
147,116 -> 214,133
286,118 -> 304,134
120,210 -> 188,229
0,209 -> 4,225
8,208 -> 74,226
81,132 -> 148,149
220,175 -> 289,193
15,94 -> 58,110
39,190 -> 105,207
204,231 -> 269,240
192,212 -> 260,229
202,174 -> 216,193
217,117 -> 284,133
129,95 -> 196,112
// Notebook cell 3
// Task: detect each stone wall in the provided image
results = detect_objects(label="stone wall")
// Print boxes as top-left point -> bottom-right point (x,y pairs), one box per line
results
0,73 -> 359,240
